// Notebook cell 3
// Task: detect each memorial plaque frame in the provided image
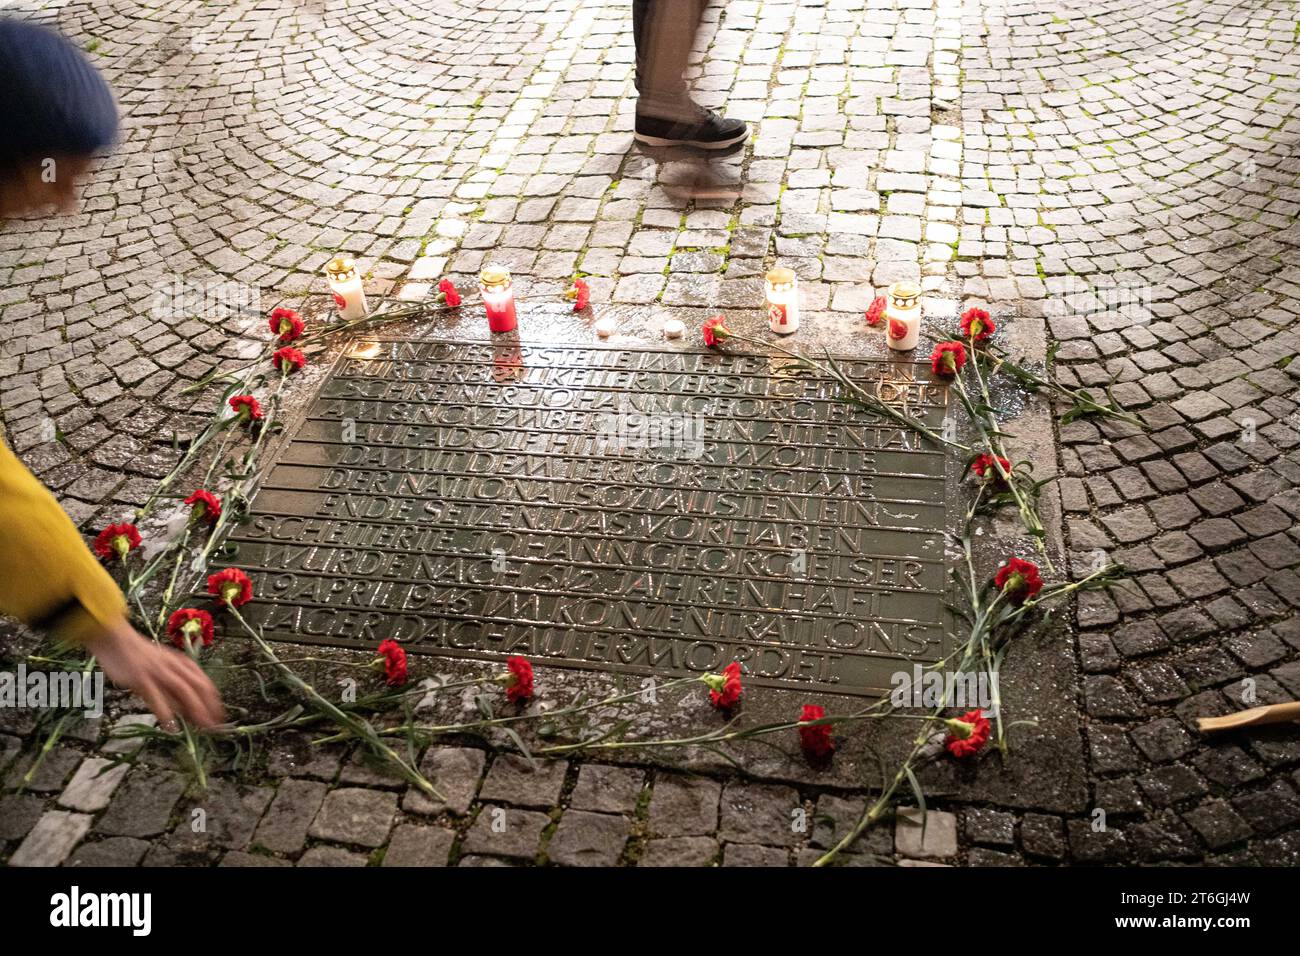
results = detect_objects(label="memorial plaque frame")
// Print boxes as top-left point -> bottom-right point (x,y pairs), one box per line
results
202,337 -> 958,698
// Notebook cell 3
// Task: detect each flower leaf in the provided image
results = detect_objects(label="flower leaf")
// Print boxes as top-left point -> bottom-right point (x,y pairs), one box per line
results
501,727 -> 537,769
904,765 -> 927,839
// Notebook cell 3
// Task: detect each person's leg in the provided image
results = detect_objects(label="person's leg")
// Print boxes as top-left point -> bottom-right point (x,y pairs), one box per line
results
632,0 -> 702,116
632,0 -> 651,94
631,0 -> 748,149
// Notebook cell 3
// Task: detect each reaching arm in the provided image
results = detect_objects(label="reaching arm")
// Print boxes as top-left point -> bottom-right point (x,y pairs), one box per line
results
0,439 -> 223,728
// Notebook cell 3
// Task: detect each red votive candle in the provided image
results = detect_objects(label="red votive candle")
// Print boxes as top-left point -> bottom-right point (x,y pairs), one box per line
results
479,265 -> 517,333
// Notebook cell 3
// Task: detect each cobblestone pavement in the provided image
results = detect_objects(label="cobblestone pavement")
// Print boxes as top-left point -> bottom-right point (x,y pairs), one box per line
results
1,0 -> 1299,866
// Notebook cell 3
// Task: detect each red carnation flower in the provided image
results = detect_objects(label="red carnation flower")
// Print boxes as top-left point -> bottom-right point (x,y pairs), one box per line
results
184,489 -> 222,525
207,567 -> 253,608
566,277 -> 590,312
504,655 -> 534,703
702,315 -> 733,348
930,341 -> 966,378
375,639 -> 408,687
268,307 -> 305,343
438,278 -> 462,307
994,557 -> 1043,604
166,608 -> 215,650
703,661 -> 743,710
960,307 -> 994,343
945,708 -> 992,759
93,523 -> 141,562
888,318 -> 909,341
971,453 -> 1011,487
273,346 -> 307,375
865,296 -> 887,327
228,394 -> 263,424
798,704 -> 835,761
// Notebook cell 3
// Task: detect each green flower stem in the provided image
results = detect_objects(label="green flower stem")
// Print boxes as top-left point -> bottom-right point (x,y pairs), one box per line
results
816,606 -> 994,866
187,376 -> 287,574
178,720 -> 207,790
949,367 -> 1050,561
133,419 -> 234,523
18,656 -> 97,791
127,378 -> 244,601
226,604 -> 442,799
151,525 -> 193,630
146,375 -> 286,625
813,719 -> 940,866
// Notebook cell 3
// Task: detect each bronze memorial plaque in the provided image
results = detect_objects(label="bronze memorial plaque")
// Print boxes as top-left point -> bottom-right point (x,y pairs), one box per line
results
213,338 -> 953,697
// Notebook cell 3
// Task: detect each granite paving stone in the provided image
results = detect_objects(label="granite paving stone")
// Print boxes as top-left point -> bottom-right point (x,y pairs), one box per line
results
461,805 -> 550,862
895,809 -> 959,860
648,775 -> 722,838
639,836 -> 720,867
382,824 -> 455,868
568,764 -> 645,815
308,788 -> 399,849
58,757 -> 130,813
546,810 -> 631,867
10,810 -> 92,867
94,770 -> 187,839
254,778 -> 329,855
404,746 -> 486,817
478,756 -> 568,809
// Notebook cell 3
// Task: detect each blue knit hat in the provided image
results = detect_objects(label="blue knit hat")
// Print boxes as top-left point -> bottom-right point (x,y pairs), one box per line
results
0,19 -> 119,168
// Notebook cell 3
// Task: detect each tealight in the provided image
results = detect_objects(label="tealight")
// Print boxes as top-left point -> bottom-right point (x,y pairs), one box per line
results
595,316 -> 617,338
664,318 -> 684,339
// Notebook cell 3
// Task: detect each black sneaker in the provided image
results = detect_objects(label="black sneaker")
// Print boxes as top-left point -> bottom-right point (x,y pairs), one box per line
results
634,104 -> 750,150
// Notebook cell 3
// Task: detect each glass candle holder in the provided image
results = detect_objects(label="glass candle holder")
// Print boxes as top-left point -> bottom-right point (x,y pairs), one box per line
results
885,281 -> 922,351
479,265 -> 517,333
765,266 -> 800,335
326,255 -> 368,321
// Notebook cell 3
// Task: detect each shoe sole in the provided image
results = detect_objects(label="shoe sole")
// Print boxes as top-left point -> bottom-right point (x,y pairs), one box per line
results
634,129 -> 750,150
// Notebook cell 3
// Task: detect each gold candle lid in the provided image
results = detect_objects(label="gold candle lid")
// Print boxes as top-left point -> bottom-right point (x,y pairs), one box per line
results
888,281 -> 921,308
479,265 -> 512,290
326,255 -> 357,279
765,266 -> 796,289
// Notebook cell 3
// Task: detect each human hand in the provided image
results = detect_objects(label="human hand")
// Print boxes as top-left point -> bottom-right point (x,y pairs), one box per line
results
83,618 -> 226,730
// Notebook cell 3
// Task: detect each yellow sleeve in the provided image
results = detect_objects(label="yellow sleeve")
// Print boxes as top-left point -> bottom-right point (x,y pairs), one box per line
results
0,438 -> 128,644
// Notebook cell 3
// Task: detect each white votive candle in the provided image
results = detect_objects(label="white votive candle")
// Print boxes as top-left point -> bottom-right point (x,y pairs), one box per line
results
885,281 -> 922,351
326,256 -> 368,321
765,266 -> 800,335
595,316 -> 616,338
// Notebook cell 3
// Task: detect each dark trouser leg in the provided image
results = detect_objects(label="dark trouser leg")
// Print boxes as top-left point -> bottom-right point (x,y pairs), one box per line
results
632,0 -> 708,118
